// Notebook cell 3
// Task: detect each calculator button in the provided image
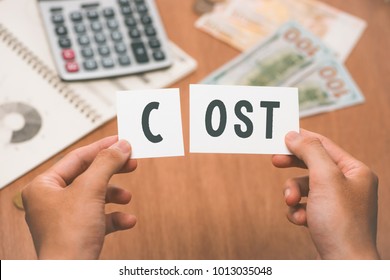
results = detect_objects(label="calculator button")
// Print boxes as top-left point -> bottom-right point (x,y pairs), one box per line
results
86,10 -> 99,20
81,47 -> 94,58
129,28 -> 141,38
102,57 -> 115,68
55,25 -> 68,36
98,45 -> 111,56
148,38 -> 161,48
91,21 -> 103,32
77,35 -> 90,45
131,42 -> 149,63
144,25 -> 156,37
153,50 -> 165,61
65,61 -> 79,72
62,49 -> 75,60
114,42 -> 127,54
103,8 -> 115,18
124,16 -> 137,27
118,55 -> 131,66
74,23 -> 86,33
135,0 -> 145,4
121,6 -> 132,15
83,59 -> 98,70
70,11 -> 83,22
140,14 -> 152,25
94,33 -> 106,44
52,14 -> 64,24
107,18 -> 119,29
136,4 -> 148,14
118,0 -> 130,5
59,37 -> 72,48
111,31 -> 123,42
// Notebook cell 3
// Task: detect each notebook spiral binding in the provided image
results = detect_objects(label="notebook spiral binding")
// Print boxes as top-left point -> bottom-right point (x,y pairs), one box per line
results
0,23 -> 101,123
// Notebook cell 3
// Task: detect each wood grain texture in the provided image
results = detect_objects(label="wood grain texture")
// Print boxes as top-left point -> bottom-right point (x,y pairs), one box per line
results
0,0 -> 389,259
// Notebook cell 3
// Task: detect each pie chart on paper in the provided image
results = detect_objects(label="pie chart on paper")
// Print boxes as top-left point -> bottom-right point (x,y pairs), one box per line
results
0,102 -> 42,144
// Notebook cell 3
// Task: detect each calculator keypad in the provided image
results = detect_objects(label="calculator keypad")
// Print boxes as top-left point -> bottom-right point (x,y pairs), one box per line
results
39,0 -> 173,81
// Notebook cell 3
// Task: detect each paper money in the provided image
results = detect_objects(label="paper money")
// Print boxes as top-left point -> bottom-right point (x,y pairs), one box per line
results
284,56 -> 364,117
202,22 -> 330,86
202,22 -> 365,117
196,0 -> 366,62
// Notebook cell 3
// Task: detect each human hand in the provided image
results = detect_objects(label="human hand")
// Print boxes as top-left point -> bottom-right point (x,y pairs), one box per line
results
22,136 -> 137,259
272,129 -> 380,259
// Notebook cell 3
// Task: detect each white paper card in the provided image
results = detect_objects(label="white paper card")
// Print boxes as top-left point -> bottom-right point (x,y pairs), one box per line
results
190,84 -> 299,154
117,89 -> 184,158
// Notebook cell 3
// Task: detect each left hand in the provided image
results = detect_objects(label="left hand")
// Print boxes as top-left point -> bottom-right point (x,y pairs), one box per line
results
22,136 -> 138,259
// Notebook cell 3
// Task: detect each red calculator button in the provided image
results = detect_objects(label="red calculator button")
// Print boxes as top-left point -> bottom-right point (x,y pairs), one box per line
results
62,49 -> 75,60
65,61 -> 79,73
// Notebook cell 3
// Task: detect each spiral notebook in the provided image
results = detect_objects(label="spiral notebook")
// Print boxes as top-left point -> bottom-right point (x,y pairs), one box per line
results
0,23 -> 107,188
0,0 -> 197,189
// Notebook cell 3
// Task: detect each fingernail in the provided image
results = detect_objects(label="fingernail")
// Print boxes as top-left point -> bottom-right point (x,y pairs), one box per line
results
110,140 -> 131,154
285,131 -> 300,141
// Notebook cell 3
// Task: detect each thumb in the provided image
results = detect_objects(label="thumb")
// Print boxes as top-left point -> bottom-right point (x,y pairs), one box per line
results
75,140 -> 132,194
285,131 -> 340,177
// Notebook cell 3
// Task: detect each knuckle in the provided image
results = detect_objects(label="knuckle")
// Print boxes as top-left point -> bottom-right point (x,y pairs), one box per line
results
302,135 -> 323,148
284,178 -> 296,188
96,148 -> 124,163
21,174 -> 46,207
359,165 -> 379,187
67,149 -> 90,172
22,175 -> 43,196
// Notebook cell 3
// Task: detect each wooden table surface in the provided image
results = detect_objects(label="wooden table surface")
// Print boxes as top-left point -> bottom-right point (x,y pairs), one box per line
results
1,0 -> 389,260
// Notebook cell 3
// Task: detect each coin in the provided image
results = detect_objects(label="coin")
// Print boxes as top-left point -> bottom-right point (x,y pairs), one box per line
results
13,191 -> 24,211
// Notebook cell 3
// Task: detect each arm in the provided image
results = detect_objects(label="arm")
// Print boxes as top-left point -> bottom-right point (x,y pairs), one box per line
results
272,129 -> 380,259
22,136 -> 137,260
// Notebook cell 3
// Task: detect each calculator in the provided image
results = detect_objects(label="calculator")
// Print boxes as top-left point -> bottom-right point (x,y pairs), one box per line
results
38,0 -> 173,81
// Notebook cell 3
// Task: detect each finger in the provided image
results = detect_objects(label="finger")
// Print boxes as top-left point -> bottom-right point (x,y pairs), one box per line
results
284,176 -> 309,207
117,158 -> 138,174
300,129 -> 364,176
75,140 -> 133,195
286,204 -> 307,226
105,185 -> 132,205
272,154 -> 307,169
48,136 -> 119,186
285,130 -> 341,179
105,212 -> 137,235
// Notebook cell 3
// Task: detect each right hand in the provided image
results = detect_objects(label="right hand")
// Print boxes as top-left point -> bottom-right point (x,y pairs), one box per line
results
272,129 -> 380,259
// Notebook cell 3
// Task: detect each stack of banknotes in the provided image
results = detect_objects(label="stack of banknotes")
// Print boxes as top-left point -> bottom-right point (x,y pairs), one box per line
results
201,21 -> 365,118
196,0 -> 366,62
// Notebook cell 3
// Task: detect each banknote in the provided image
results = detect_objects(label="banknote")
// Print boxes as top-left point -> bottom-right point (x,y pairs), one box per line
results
202,22 -> 365,117
202,21 -> 330,86
284,56 -> 365,117
195,0 -> 366,62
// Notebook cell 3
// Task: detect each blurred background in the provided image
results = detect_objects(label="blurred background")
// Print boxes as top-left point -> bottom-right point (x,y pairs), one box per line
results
0,0 -> 389,259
